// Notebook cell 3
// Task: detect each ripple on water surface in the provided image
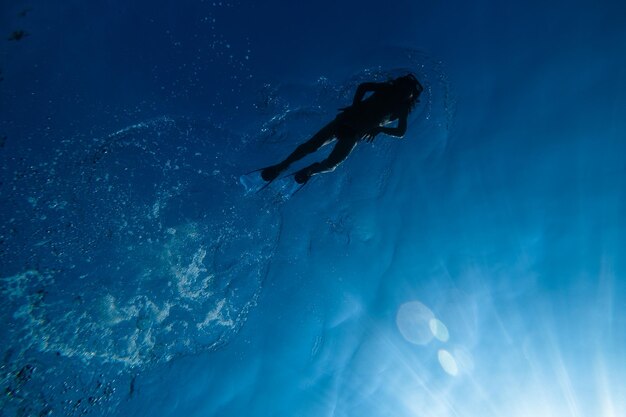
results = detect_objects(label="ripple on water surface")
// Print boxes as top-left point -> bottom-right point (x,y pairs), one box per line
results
0,117 -> 281,416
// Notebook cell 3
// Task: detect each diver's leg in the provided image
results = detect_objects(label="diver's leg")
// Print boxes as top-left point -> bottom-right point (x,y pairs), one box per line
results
261,122 -> 336,181
294,137 -> 357,184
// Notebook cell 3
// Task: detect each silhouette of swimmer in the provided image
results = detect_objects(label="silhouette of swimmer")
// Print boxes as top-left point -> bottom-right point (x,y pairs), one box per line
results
260,74 -> 423,185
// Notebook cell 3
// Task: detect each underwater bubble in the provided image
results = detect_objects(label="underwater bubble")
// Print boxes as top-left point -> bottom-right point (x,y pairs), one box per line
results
0,117 -> 281,415
396,301 -> 435,345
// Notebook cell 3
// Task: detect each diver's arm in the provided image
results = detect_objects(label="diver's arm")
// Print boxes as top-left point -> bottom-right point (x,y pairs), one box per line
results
352,82 -> 384,106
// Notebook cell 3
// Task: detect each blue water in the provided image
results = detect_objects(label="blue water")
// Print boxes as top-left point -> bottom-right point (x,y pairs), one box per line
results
1,1 -> 626,416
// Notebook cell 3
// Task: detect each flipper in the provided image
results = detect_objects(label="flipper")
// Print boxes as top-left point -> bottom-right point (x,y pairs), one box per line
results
239,167 -> 309,199
239,163 -> 287,195
259,164 -> 285,182
273,173 -> 309,199
239,169 -> 270,194
282,180 -> 307,198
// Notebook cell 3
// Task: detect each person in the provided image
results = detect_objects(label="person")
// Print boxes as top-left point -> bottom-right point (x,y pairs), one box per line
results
260,74 -> 423,185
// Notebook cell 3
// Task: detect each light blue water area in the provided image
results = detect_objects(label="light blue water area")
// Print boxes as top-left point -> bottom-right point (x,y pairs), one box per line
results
1,0 -> 626,416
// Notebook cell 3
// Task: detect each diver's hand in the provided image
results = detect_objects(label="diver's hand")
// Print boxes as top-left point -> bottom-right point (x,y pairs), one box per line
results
363,128 -> 381,143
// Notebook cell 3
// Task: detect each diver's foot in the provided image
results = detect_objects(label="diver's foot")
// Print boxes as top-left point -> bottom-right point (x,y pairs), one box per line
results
261,163 -> 286,182
294,169 -> 310,184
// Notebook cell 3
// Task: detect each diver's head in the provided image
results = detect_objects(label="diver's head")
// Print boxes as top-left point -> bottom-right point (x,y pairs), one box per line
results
394,73 -> 423,104
391,73 -> 424,109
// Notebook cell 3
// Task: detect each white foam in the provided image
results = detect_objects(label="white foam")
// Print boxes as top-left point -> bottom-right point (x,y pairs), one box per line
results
172,247 -> 214,301
197,298 -> 234,330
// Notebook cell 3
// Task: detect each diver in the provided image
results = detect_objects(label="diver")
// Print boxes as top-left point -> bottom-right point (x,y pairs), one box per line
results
260,74 -> 423,185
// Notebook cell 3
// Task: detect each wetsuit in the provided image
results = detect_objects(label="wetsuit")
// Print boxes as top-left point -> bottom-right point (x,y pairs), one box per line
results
262,81 -> 410,184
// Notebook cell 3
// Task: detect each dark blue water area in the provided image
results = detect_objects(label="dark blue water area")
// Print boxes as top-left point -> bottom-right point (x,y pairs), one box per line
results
1,0 -> 626,416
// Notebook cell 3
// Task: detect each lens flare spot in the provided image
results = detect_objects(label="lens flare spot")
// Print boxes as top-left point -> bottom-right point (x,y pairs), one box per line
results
438,349 -> 458,376
396,301 -> 435,345
429,318 -> 449,342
